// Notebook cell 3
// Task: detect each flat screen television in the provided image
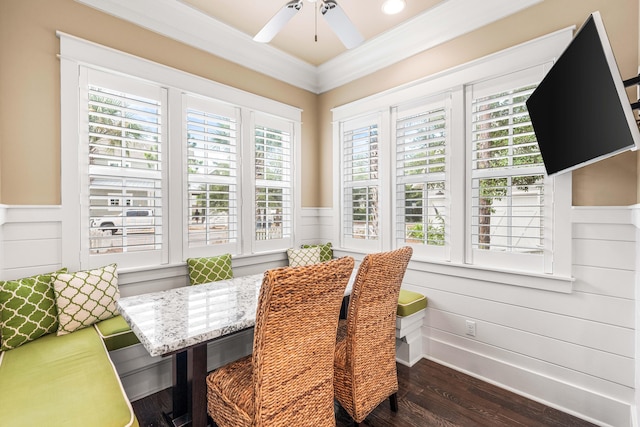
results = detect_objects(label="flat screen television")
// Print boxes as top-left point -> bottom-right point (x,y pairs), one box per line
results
526,11 -> 640,176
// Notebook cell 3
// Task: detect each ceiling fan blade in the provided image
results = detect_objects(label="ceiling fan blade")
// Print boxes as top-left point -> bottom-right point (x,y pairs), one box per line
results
254,0 -> 303,43
320,0 -> 364,49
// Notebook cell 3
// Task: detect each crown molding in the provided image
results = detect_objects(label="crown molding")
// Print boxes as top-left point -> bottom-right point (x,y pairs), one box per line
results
74,0 -> 320,92
317,0 -> 543,92
75,0 -> 542,94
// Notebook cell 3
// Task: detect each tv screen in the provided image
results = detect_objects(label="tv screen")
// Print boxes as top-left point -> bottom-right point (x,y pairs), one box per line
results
526,11 -> 640,176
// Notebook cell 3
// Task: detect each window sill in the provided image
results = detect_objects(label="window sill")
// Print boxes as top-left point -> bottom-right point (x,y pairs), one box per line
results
333,249 -> 574,294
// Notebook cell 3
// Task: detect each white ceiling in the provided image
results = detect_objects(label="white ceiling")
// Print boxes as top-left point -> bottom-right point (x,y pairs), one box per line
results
178,0 -> 444,66
75,0 -> 542,93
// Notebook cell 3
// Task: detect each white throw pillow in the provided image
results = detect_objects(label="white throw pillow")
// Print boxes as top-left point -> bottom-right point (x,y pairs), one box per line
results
287,246 -> 322,267
53,264 -> 119,335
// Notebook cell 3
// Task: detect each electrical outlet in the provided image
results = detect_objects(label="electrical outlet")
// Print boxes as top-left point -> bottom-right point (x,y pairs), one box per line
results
465,320 -> 476,337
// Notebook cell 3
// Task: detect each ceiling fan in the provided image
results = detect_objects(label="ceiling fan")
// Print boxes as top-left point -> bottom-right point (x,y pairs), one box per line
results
253,0 -> 365,49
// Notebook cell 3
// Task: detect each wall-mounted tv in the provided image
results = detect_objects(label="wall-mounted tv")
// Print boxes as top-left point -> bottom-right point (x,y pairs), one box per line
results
526,11 -> 640,176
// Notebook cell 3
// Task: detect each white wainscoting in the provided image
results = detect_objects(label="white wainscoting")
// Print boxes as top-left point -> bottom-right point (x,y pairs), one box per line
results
319,206 -> 637,427
0,206 -> 330,400
0,205 -> 637,425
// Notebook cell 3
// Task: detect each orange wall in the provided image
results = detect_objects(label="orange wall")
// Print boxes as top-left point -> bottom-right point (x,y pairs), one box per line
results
318,0 -> 639,206
0,0 -> 319,206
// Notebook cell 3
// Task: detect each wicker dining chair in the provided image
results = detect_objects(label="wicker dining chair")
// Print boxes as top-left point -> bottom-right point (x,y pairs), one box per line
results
206,256 -> 355,427
334,246 -> 413,426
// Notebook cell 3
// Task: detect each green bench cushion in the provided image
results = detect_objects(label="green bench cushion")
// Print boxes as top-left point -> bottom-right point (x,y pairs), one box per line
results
0,326 -> 139,427
95,315 -> 140,351
397,289 -> 428,317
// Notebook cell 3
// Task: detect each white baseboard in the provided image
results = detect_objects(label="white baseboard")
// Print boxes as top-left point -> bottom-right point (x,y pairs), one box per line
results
426,337 -> 629,427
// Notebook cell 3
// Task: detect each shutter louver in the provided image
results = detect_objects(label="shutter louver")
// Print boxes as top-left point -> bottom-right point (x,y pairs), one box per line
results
470,83 -> 545,254
186,98 -> 238,249
255,124 -> 291,241
88,83 -> 163,255
343,121 -> 379,240
396,103 -> 447,248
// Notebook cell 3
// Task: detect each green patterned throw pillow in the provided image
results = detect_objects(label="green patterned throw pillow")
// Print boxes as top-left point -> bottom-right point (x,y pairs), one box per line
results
187,254 -> 233,286
53,264 -> 120,336
0,268 -> 67,351
301,242 -> 333,262
287,246 -> 321,267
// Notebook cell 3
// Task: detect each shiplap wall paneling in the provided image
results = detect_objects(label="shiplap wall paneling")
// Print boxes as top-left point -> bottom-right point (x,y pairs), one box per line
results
400,208 -> 637,427
299,208 -> 334,246
0,206 -> 63,280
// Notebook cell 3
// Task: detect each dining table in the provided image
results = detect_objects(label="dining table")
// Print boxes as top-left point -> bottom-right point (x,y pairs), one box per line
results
117,270 -> 354,427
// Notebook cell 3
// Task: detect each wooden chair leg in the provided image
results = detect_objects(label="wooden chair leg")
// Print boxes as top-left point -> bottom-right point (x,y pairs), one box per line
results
390,392 -> 399,412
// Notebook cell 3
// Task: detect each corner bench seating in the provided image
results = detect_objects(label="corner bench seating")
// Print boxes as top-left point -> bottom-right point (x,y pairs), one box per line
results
0,319 -> 139,427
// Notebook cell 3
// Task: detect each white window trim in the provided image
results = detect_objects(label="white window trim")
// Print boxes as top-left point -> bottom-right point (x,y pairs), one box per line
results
59,32 -> 301,271
332,26 -> 575,290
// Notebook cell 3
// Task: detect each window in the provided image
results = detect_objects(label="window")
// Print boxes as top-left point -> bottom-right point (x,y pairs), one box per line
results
185,95 -> 239,257
60,34 -> 301,270
253,114 -> 293,252
467,68 -> 550,272
341,114 -> 382,251
332,28 -> 573,281
394,96 -> 450,259
85,69 -> 166,267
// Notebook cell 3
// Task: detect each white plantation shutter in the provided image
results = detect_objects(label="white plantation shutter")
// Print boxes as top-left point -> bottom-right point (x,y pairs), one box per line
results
253,114 -> 293,252
86,69 -> 165,265
395,96 -> 449,259
341,114 -> 381,250
468,67 -> 550,272
185,95 -> 239,255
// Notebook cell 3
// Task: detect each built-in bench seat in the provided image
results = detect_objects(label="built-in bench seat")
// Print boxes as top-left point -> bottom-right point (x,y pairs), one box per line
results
95,315 -> 140,351
395,289 -> 428,366
0,326 -> 138,427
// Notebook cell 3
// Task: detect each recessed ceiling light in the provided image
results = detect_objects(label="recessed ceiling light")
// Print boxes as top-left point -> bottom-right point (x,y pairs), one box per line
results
381,0 -> 406,15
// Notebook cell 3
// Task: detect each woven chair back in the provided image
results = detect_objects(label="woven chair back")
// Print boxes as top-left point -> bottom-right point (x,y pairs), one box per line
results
252,256 -> 355,426
343,246 -> 413,418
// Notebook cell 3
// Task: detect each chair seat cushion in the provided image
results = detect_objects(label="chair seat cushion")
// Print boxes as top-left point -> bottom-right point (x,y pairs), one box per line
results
397,289 -> 427,317
0,326 -> 138,427
94,315 -> 140,351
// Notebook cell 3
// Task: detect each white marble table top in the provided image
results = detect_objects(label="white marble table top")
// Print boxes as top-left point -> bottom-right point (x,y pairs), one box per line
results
117,274 -> 264,357
117,270 -> 355,358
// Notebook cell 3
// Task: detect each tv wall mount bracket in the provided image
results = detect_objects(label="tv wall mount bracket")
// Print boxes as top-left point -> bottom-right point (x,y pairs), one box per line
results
624,74 -> 640,111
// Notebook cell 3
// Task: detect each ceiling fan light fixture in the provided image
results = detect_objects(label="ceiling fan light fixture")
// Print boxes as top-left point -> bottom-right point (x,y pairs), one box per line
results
320,0 -> 364,49
381,0 -> 406,15
253,0 -> 303,43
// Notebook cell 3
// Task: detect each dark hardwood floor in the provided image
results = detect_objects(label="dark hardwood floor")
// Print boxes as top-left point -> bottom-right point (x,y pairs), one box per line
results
131,358 -> 596,427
